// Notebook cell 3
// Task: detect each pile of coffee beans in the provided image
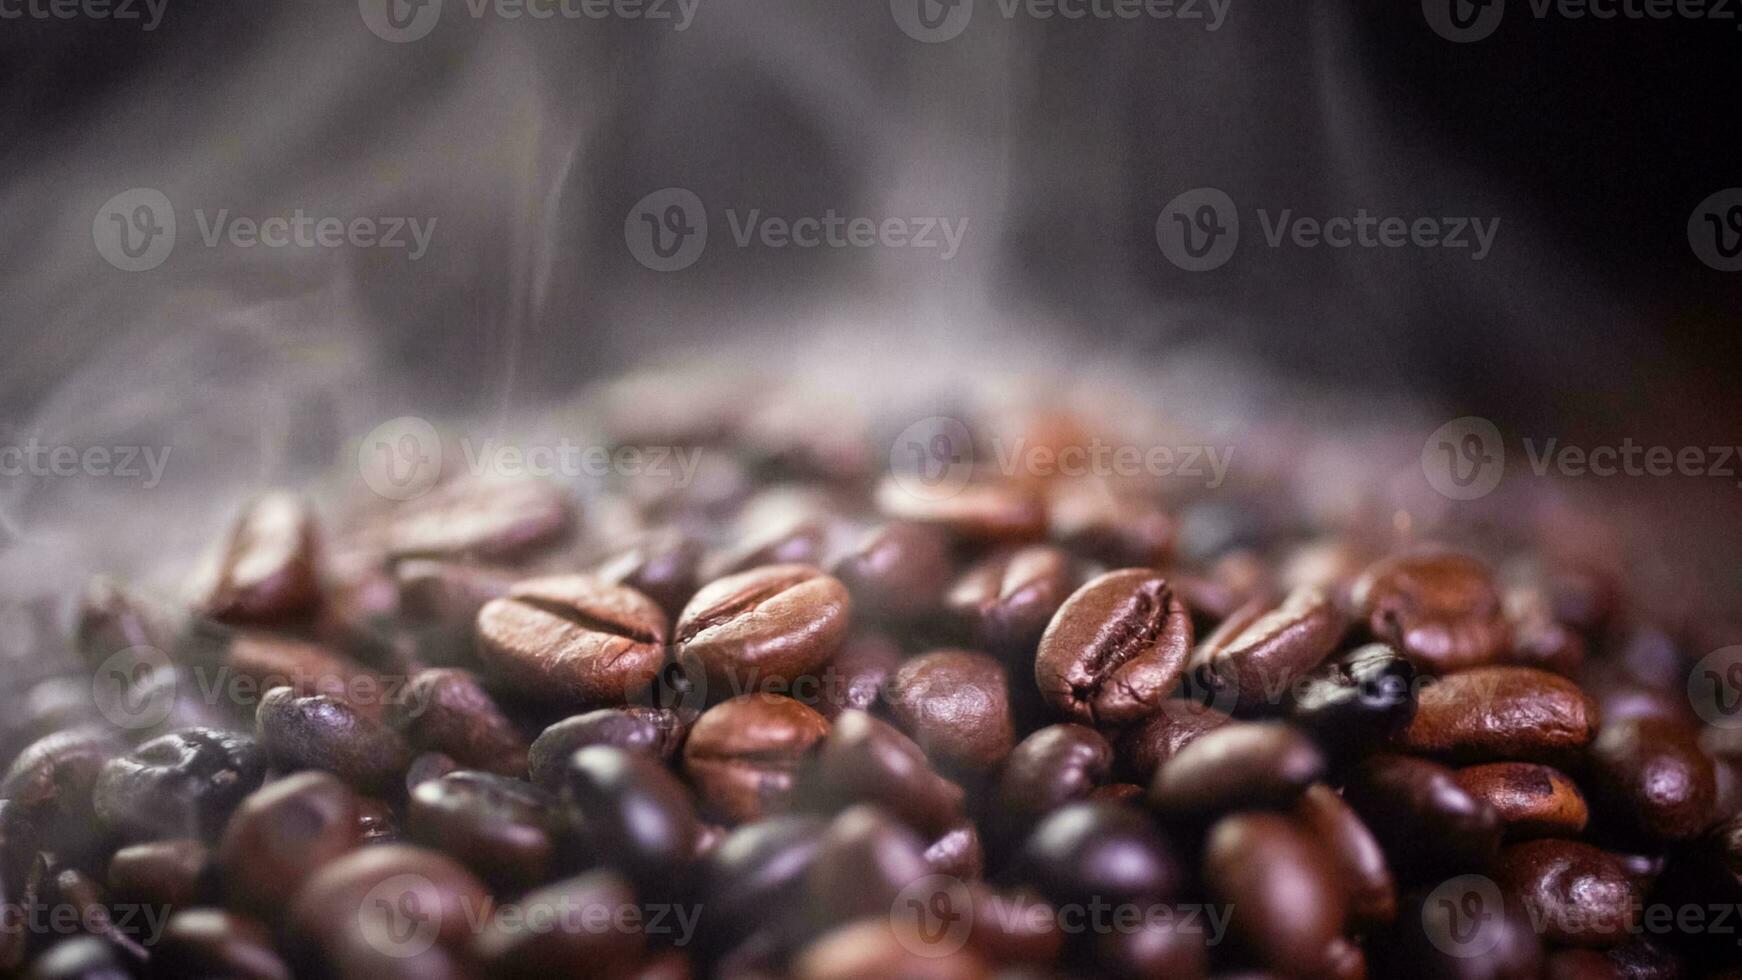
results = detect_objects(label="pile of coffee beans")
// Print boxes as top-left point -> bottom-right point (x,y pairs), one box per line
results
2,407 -> 1741,979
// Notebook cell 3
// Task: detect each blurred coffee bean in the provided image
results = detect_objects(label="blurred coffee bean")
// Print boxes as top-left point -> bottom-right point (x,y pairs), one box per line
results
218,771 -> 362,916
1494,839 -> 1636,947
946,546 -> 1078,660
682,694 -> 829,823
153,909 -> 290,980
1089,913 -> 1209,979
923,820 -> 984,881
793,917 -> 990,980
831,522 -> 953,622
1380,887 -> 1542,980
796,710 -> 964,836
1014,801 -> 1181,908
813,633 -> 900,719
107,838 -> 210,909
1148,722 -> 1324,819
406,751 -> 457,790
1502,587 -> 1586,677
1289,642 -> 1417,755
995,725 -> 1111,830
354,796 -> 399,844
407,771 -> 557,892
1203,811 -> 1346,976
806,805 -> 930,925
1453,762 -> 1589,840
24,937 -> 136,980
1049,479 -> 1176,568
1341,754 -> 1502,881
1114,705 -> 1234,782
287,844 -> 488,979
1087,782 -> 1145,804
394,558 -> 518,631
255,687 -> 410,793
473,870 -> 646,978
1293,783 -> 1396,930
1544,941 -> 1682,980
1035,569 -> 1193,726
674,565 -> 852,695
0,726 -> 122,862
1399,666 -> 1599,764
386,668 -> 527,777
528,707 -> 687,789
1353,550 -> 1510,674
196,492 -> 322,624
73,577 -> 183,674
874,477 -> 1047,544
1187,586 -> 1345,713
886,650 -> 1015,773
594,529 -> 704,620
93,728 -> 264,841
477,575 -> 669,707
560,746 -> 700,895
709,492 -> 833,577
694,814 -> 826,945
1586,716 -> 1717,843
386,477 -> 574,562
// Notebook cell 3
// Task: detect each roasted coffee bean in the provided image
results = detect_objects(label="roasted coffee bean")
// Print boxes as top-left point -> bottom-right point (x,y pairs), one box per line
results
831,522 -> 953,621
0,726 -> 122,861
153,909 -> 290,980
806,805 -> 930,925
528,707 -> 688,789
386,668 -> 527,776
107,839 -> 210,909
197,492 -> 322,624
695,815 -> 826,944
946,546 -> 1078,659
875,477 -> 1047,544
674,565 -> 851,693
1453,762 -> 1589,839
407,771 -> 557,892
1294,783 -> 1396,929
1352,550 -> 1510,674
1187,586 -> 1345,713
1494,839 -> 1636,947
288,844 -> 489,979
1089,910 -> 1210,979
1049,479 -> 1176,568
1087,782 -> 1145,804
1585,716 -> 1717,842
24,937 -> 136,980
886,650 -> 1015,773
223,633 -> 382,717
1148,722 -> 1324,819
1034,569 -> 1193,726
1203,811 -> 1347,976
386,477 -> 574,561
1381,886 -> 1542,980
255,687 -> 410,792
1114,705 -> 1234,782
72,577 -> 183,674
1400,666 -> 1600,763
1341,754 -> 1502,880
218,771 -> 362,916
797,710 -> 964,836
813,633 -> 900,719
924,820 -> 984,880
794,917 -> 990,980
594,529 -> 704,620
1544,941 -> 1682,980
92,729 -> 264,841
354,796 -> 399,844
560,746 -> 700,894
476,575 -> 669,706
1014,801 -> 1181,908
682,694 -> 830,823
45,864 -> 146,962
1289,642 -> 1418,753
394,558 -> 518,630
995,725 -> 1112,828
1502,587 -> 1586,677
473,870 -> 645,978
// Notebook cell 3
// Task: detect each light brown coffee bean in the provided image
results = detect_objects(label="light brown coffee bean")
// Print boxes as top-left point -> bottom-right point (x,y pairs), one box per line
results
946,546 -> 1078,659
675,565 -> 851,691
1399,666 -> 1599,763
197,492 -> 322,624
477,575 -> 669,706
1353,550 -> 1510,674
1147,722 -> 1325,819
1453,762 -> 1589,839
875,477 -> 1047,544
1035,569 -> 1193,726
683,694 -> 831,824
886,650 -> 1015,773
386,477 -> 574,562
1187,586 -> 1346,712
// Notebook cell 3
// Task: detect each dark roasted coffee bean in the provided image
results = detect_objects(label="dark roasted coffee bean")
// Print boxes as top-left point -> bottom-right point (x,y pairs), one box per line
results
25,937 -> 136,980
875,477 -> 1047,544
1544,942 -> 1682,980
794,917 -> 990,980
1203,811 -> 1347,976
1586,716 -> 1717,842
1049,479 -> 1176,568
695,814 -> 826,944
386,668 -> 527,776
1289,642 -> 1417,753
354,796 -> 399,844
1453,762 -> 1589,839
196,492 -> 322,624
1352,550 -> 1510,674
560,746 -> 700,894
1399,667 -> 1599,763
807,805 -> 930,925
886,650 -> 1015,773
1114,705 -> 1233,782
407,771 -> 556,892
528,706 -> 687,789
1187,586 -> 1345,713
946,546 -> 1078,660
288,844 -> 489,979
477,575 -> 669,706
474,869 -> 646,978
153,909 -> 290,980
255,687 -> 410,792
93,728 -> 264,841
923,820 -> 984,881
995,725 -> 1111,829
1294,783 -> 1396,929
1014,801 -> 1181,908
218,771 -> 362,916
1341,754 -> 1502,880
814,632 -> 900,719
1034,569 -> 1193,726
46,864 -> 146,962
675,565 -> 852,693
386,477 -> 574,561
594,529 -> 704,619
831,522 -> 953,621
1382,886 -> 1542,980
0,726 -> 122,862
797,710 -> 964,836
107,839 -> 210,909
1494,839 -> 1636,947
1087,782 -> 1145,804
1148,722 -> 1324,819
683,694 -> 830,823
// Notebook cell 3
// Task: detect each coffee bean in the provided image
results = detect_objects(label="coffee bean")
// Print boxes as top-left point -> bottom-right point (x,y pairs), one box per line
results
354,796 -> 399,844
875,477 -> 1047,544
387,478 -> 574,562
813,633 -> 900,719
1048,479 -> 1176,568
1341,754 -> 1502,880
709,493 -> 833,578
1147,722 -> 1324,819
995,725 -> 1112,829
394,558 -> 518,630
946,546 -> 1078,660
1087,782 -> 1145,804
1545,941 -> 1682,980
1294,783 -> 1396,930
796,710 -> 964,836
528,707 -> 687,789
0,727 -> 122,862
218,771 -> 362,917
406,770 -> 556,892
1034,570 -> 1193,726
886,650 -> 1015,773
1494,839 -> 1636,947
386,668 -> 527,776
474,870 -> 645,978
695,815 -> 826,945
72,577 -> 182,675
560,746 -> 700,895
1353,551 -> 1510,673
1203,811 -> 1347,975
477,575 -> 669,707
923,820 -> 984,881
831,522 -> 953,621
1114,705 -> 1233,782
682,694 -> 830,823
806,805 -> 930,925
1586,716 -> 1717,843
24,937 -> 137,980
1399,667 -> 1599,763
674,564 -> 851,693
1289,642 -> 1417,753
1453,762 -> 1589,839
594,529 -> 704,620
794,917 -> 990,980
255,687 -> 410,793
106,839 -> 210,909
1502,587 -> 1585,677
1381,887 -> 1542,980
1014,801 -> 1181,908
197,492 -> 322,624
1188,586 -> 1345,713
93,729 -> 264,841
288,844 -> 489,979
154,910 -> 290,980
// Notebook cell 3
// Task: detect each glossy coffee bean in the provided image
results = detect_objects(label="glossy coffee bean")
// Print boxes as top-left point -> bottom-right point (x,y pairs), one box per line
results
1,726 -> 123,860
1114,705 -> 1234,782
477,575 -> 669,706
806,805 -> 930,925
560,746 -> 700,894
794,917 -> 990,980
1289,642 -> 1418,753
473,870 -> 645,978
407,771 -> 557,891
831,522 -> 953,621
1035,570 -> 1193,726
674,565 -> 852,694
1203,811 -> 1347,976
1453,762 -> 1589,839
594,529 -> 704,620
1586,716 -> 1717,842
197,492 -> 321,624
1400,666 -> 1599,764
1014,801 -> 1181,907
1090,912 -> 1209,979
946,546 -> 1078,659
218,771 -> 362,916
386,668 -> 527,776
24,937 -> 136,980
528,707 -> 687,789
386,477 -> 574,561
813,633 -> 900,719
107,839 -> 210,909
796,710 -> 964,836
153,909 -> 290,980
288,844 -> 489,979
93,729 -> 264,841
886,650 -> 1015,773
682,694 -> 830,823
1341,754 -> 1502,880
1544,942 -> 1682,980
1148,722 -> 1324,819
1352,550 -> 1510,674
354,796 -> 400,844
1494,839 -> 1636,947
923,820 -> 984,881
1293,783 -> 1396,929
1382,887 -> 1542,980
1188,587 -> 1345,713
995,725 -> 1112,828
875,477 -> 1047,544
255,687 -> 410,793
695,815 -> 826,942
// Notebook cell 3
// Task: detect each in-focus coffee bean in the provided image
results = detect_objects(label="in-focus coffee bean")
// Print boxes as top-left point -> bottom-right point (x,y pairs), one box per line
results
1352,550 -> 1510,674
886,649 -> 1015,773
674,564 -> 852,693
682,693 -> 830,823
477,575 -> 669,706
1453,761 -> 1589,840
1034,570 -> 1193,726
93,728 -> 264,841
